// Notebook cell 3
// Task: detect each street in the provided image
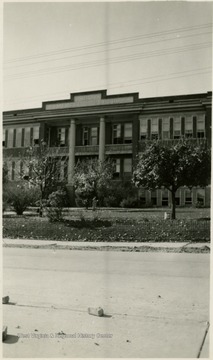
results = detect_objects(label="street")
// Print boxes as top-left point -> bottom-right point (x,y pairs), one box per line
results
3,248 -> 210,358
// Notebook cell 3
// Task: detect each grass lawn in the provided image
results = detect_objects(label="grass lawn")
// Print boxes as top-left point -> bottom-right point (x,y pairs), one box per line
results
3,208 -> 210,242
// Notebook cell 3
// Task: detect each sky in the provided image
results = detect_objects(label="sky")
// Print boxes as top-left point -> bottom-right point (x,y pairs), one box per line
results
3,1 -> 213,111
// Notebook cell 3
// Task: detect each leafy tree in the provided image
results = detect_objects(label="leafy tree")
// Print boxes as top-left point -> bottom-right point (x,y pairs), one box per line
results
3,162 -> 9,185
22,142 -> 68,216
133,140 -> 211,219
72,158 -> 114,208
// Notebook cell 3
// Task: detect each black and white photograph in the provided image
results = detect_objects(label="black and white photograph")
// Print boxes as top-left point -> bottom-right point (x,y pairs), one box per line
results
2,1 -> 212,358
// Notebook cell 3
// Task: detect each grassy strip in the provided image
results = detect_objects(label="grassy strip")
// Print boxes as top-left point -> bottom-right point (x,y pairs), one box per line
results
3,216 -> 210,242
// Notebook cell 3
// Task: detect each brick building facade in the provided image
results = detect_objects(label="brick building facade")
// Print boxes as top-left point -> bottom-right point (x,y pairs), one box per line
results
3,90 -> 212,207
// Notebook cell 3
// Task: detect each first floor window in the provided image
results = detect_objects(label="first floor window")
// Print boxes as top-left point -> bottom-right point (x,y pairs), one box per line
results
139,188 -> 146,204
113,158 -> 120,178
185,189 -> 192,205
151,190 -> 157,206
123,158 -> 132,174
197,188 -> 205,205
162,188 -> 169,206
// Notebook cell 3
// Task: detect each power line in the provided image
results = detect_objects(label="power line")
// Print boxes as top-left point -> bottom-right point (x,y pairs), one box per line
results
4,22 -> 212,64
4,42 -> 211,81
4,67 -> 211,107
4,30 -> 212,70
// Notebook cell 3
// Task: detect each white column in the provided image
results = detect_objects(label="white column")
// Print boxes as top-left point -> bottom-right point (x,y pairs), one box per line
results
68,119 -> 76,183
99,116 -> 105,162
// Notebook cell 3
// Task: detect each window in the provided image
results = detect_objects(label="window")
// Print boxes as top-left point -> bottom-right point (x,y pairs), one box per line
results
162,119 -> 170,139
151,190 -> 157,206
11,161 -> 16,181
83,127 -> 89,145
197,189 -> 205,205
113,124 -> 122,144
57,128 -> 66,147
173,118 -> 181,139
16,128 -> 22,147
197,117 -> 205,138
7,129 -> 14,148
151,119 -> 158,140
33,126 -> 40,145
24,127 -> 31,147
124,158 -> 132,174
162,188 -> 169,207
3,129 -> 5,147
113,158 -> 120,178
124,123 -> 132,143
185,118 -> 193,138
185,189 -> 192,205
139,188 -> 146,204
140,119 -> 147,140
91,127 -> 98,145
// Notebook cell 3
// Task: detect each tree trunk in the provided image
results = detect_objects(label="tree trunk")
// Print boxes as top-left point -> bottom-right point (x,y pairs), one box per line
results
171,190 -> 176,220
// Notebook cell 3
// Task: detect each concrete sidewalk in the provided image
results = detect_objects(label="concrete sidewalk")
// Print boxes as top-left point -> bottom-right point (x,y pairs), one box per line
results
3,248 -> 210,358
3,238 -> 211,251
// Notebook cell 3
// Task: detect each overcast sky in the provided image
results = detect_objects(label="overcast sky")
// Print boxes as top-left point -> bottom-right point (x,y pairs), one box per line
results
3,1 -> 212,111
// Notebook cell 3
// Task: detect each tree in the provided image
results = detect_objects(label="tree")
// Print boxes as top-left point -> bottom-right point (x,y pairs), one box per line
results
22,142 -> 68,216
72,158 -> 114,208
3,162 -> 9,185
133,140 -> 211,219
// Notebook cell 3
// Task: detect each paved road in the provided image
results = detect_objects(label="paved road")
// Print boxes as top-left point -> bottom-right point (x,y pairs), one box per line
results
3,248 -> 210,358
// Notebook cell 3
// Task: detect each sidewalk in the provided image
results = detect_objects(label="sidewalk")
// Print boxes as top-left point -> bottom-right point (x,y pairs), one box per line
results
3,238 -> 211,252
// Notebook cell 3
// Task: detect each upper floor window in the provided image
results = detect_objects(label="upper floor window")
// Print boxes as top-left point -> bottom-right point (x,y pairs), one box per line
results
16,128 -> 22,147
151,119 -> 158,140
24,127 -> 31,147
3,129 -> 5,147
140,119 -> 147,140
91,127 -> 98,145
185,118 -> 193,138
124,123 -> 132,144
83,127 -> 89,145
113,124 -> 122,144
33,126 -> 40,145
197,117 -> 205,138
7,128 -> 14,148
83,127 -> 98,146
57,128 -> 66,147
173,118 -> 181,139
162,119 -> 170,139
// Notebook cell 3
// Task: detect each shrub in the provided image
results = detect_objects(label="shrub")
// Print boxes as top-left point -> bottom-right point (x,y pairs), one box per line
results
4,183 -> 40,215
45,189 -> 66,222
120,196 -> 139,208
102,181 -> 138,207
195,201 -> 205,208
